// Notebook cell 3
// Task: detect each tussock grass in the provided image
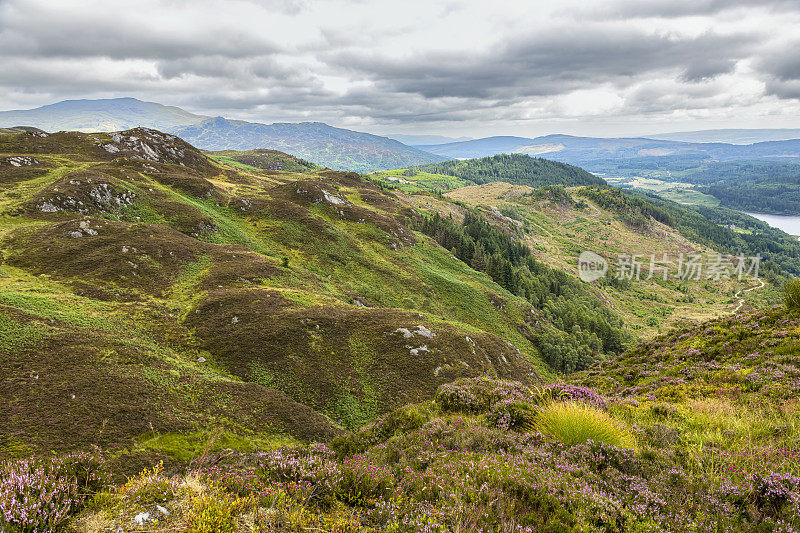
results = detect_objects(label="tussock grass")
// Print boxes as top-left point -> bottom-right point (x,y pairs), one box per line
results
533,402 -> 635,448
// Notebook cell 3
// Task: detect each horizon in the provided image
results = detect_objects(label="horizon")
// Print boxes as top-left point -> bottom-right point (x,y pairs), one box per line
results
1,1 -> 799,138
4,95 -> 800,145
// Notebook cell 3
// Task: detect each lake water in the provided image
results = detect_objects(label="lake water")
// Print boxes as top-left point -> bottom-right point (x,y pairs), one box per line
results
744,212 -> 800,236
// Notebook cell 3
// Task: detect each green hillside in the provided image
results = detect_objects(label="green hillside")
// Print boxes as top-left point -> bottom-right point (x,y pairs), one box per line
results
369,152 -> 606,192
63,303 -> 800,532
171,117 -> 449,173
204,148 -> 323,173
0,127 -> 640,468
1,128 -> 799,533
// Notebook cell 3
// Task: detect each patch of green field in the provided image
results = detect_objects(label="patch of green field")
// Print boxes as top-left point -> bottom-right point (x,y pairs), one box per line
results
367,170 -> 471,193
132,429 -> 300,462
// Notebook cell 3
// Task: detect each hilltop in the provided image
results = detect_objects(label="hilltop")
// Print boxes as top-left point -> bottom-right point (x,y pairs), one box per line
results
368,152 -> 605,193
0,98 -> 207,133
414,133 -> 800,164
412,133 -> 800,214
173,117 -> 447,172
0,98 -> 448,172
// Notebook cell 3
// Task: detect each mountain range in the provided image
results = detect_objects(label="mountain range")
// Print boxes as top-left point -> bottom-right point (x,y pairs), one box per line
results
647,128 -> 800,144
0,98 -> 446,172
413,133 -> 800,164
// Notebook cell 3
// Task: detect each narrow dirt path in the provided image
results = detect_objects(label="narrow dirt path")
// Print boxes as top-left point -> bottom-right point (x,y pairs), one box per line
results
732,278 -> 766,314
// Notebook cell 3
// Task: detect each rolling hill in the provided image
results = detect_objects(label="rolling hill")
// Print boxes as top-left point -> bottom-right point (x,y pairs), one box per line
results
415,134 -> 800,164
0,126 -> 641,465
414,134 -> 800,214
2,126 -> 799,533
172,116 -> 448,172
203,148 -> 323,173
0,97 -> 207,133
368,153 -> 606,193
0,98 -> 448,172
647,128 -> 800,144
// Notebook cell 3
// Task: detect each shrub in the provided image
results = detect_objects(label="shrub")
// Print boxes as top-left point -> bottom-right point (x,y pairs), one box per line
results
435,378 -> 530,413
533,402 -> 635,448
335,456 -> 395,506
122,463 -> 181,506
486,400 -> 538,431
332,403 -> 434,458
537,383 -> 609,409
0,452 -> 108,533
257,444 -> 341,505
751,473 -> 800,519
785,278 -> 800,310
186,494 -> 244,533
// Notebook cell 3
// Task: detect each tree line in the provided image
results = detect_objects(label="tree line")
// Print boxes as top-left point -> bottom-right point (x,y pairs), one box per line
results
411,153 -> 607,188
418,210 -> 627,373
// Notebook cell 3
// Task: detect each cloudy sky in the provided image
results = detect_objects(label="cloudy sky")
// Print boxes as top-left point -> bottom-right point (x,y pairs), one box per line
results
1,0 -> 799,137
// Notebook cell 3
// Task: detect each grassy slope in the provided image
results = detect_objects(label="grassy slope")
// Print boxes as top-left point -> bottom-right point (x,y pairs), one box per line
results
0,128 -> 547,464
366,153 -> 605,193
203,149 -> 323,174
408,182 -> 777,337
570,305 -> 800,487
70,306 -> 800,531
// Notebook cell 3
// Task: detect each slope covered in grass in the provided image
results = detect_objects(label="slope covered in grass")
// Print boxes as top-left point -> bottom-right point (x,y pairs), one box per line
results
204,148 -> 323,173
42,340 -> 800,532
1,127 -> 602,464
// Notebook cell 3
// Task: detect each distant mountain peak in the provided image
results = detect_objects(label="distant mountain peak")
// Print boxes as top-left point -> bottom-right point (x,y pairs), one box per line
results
0,98 -> 447,172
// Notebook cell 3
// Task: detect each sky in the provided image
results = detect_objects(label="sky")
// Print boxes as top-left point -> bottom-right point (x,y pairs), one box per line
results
1,0 -> 799,138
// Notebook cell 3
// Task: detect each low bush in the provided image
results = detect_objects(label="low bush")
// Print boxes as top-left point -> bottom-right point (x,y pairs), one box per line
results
435,377 -> 531,413
256,443 -> 341,505
335,456 -> 395,506
186,493 -> 247,533
533,402 -> 635,448
332,402 -> 434,458
486,400 -> 538,431
536,383 -> 609,409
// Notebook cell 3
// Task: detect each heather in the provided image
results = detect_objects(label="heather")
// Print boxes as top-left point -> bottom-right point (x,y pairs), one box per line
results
0,452 -> 107,532
6,310 -> 800,531
64,366 -> 800,532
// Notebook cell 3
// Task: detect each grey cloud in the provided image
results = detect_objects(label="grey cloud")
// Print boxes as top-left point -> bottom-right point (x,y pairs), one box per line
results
590,0 -> 799,19
326,29 -> 755,100
754,39 -> 800,99
0,0 -> 798,132
680,58 -> 737,82
765,79 -> 800,99
0,2 -> 277,60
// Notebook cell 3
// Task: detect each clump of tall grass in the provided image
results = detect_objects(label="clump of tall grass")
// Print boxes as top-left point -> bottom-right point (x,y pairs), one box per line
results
532,402 -> 635,448
785,278 -> 800,310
